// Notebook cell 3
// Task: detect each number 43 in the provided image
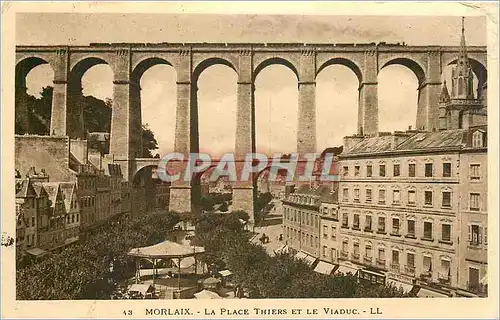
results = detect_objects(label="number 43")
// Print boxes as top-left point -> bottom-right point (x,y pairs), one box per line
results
123,310 -> 133,316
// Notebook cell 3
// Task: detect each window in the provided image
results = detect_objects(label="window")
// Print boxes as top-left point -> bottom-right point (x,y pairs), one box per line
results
392,250 -> 399,264
354,189 -> 360,202
342,213 -> 348,228
343,166 -> 349,176
423,221 -> 433,240
407,220 -> 415,237
365,244 -> 372,257
392,218 -> 400,235
378,248 -> 385,260
353,243 -> 360,254
469,224 -> 482,245
407,252 -> 415,267
379,165 -> 386,177
442,224 -> 451,242
377,217 -> 386,232
472,131 -> 484,148
378,189 -> 386,204
425,163 -> 433,177
365,215 -> 372,231
440,259 -> 451,280
343,188 -> 349,202
408,190 -> 416,205
470,193 -> 480,211
342,240 -> 348,252
354,166 -> 360,177
393,164 -> 400,177
485,227 -> 488,245
408,163 -> 416,177
393,190 -> 400,205
423,256 -> 432,274
470,164 -> 481,180
443,163 -> 452,177
323,246 -> 327,257
353,214 -> 360,229
366,165 -> 372,177
331,208 -> 338,220
31,217 -> 35,227
331,226 -> 336,240
442,191 -> 451,207
366,189 -> 372,202
323,225 -> 328,239
425,191 -> 433,206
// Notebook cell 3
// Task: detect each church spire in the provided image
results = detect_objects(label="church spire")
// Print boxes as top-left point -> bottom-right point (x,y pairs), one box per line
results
451,16 -> 474,99
439,80 -> 451,103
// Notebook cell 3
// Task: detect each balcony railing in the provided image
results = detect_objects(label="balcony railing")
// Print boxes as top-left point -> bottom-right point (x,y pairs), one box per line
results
438,273 -> 451,284
351,252 -> 360,260
363,256 -> 373,264
405,265 -> 416,275
376,258 -> 386,268
340,251 -> 349,259
390,263 -> 400,273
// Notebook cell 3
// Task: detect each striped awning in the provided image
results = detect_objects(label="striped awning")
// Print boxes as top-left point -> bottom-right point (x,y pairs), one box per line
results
314,261 -> 335,275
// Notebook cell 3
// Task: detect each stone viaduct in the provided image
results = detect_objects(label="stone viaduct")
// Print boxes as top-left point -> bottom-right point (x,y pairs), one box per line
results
15,42 -> 487,216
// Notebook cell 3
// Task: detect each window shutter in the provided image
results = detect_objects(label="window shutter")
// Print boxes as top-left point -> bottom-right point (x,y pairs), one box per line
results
468,225 -> 472,242
479,227 -> 482,244
484,227 -> 488,245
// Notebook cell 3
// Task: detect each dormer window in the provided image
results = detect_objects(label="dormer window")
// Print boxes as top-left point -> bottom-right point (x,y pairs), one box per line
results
472,131 -> 484,148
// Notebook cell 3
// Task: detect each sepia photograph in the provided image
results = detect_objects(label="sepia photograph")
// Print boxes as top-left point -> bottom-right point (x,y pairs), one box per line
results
1,1 -> 499,319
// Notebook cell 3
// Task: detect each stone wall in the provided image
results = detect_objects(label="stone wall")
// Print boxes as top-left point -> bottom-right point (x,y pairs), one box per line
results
15,135 -> 75,181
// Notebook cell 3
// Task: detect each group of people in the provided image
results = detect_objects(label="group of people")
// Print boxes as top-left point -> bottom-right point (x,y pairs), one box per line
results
233,284 -> 245,298
259,233 -> 270,244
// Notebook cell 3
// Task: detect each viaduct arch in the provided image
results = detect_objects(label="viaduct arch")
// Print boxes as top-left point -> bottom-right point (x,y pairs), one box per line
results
15,42 -> 487,219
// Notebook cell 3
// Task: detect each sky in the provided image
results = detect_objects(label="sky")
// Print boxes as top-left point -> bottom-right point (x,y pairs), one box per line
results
17,13 -> 486,157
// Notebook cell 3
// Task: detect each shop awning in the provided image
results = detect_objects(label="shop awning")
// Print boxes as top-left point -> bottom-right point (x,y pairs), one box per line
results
387,279 -> 414,293
218,269 -> 233,277
416,287 -> 450,298
274,244 -> 290,254
295,251 -> 308,260
335,264 -> 359,275
304,255 -> 317,266
26,247 -> 48,257
314,261 -> 335,275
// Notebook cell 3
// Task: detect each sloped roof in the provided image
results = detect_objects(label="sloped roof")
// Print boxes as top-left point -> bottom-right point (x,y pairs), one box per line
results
346,135 -> 395,154
32,183 -> 49,198
395,130 -> 466,151
15,179 -> 37,198
41,182 -> 62,207
59,182 -> 77,212
295,184 -> 338,203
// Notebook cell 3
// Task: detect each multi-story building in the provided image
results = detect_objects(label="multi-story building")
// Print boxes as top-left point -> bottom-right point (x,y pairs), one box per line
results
457,127 -> 488,296
60,182 -> 80,245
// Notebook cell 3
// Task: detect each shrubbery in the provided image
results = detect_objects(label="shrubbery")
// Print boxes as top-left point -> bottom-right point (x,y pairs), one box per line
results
16,211 -> 179,300
194,211 -> 409,299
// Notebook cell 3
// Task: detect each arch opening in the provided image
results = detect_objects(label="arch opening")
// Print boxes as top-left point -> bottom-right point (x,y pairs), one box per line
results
253,57 -> 299,82
254,65 -> 298,155
68,57 -> 113,139
316,64 -> 359,151
193,62 -> 238,156
15,57 -> 54,135
378,64 -> 419,132
192,165 -> 233,213
316,58 -> 363,84
381,58 -> 426,88
134,60 -> 177,158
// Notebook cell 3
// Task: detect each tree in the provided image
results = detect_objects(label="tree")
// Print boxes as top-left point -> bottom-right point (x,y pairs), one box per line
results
141,124 -> 159,157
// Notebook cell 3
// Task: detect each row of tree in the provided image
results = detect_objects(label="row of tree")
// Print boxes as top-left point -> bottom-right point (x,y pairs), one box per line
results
193,211 -> 410,298
16,211 -> 179,300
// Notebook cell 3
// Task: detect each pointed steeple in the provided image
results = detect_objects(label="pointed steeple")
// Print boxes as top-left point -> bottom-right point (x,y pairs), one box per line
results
451,17 -> 475,99
439,80 -> 451,103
